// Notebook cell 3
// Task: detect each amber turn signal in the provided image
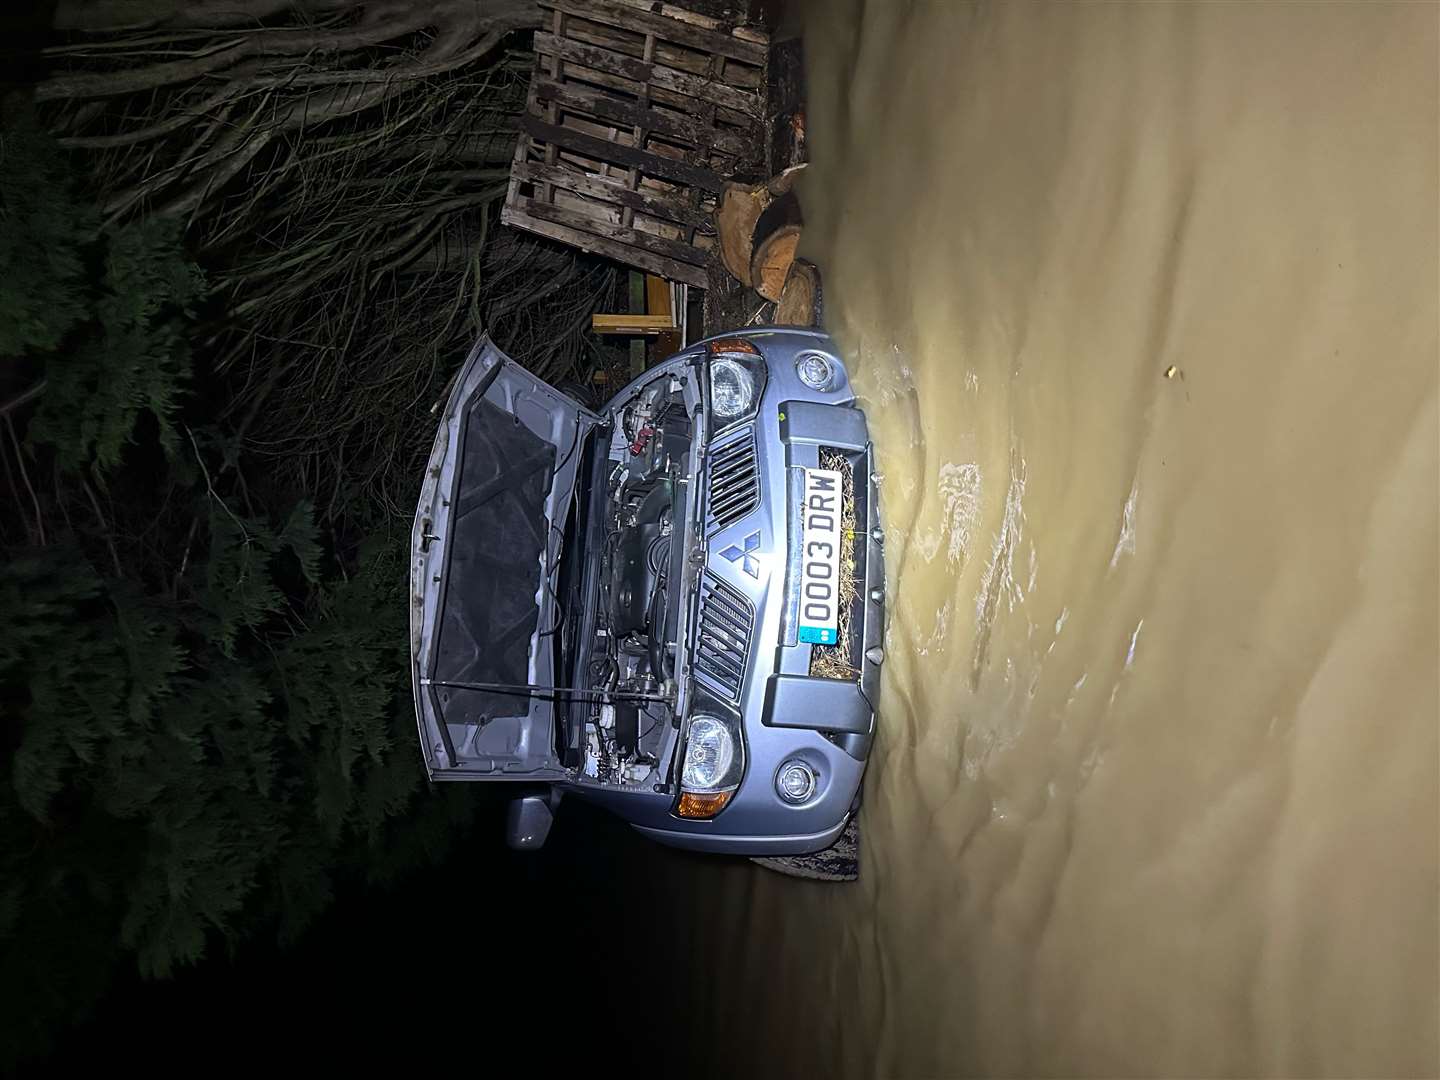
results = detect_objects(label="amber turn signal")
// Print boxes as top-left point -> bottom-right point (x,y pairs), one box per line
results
707,336 -> 759,356
676,790 -> 734,819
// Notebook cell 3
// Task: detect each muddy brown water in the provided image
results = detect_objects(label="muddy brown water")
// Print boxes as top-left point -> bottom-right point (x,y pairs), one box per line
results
666,4 -> 1438,1077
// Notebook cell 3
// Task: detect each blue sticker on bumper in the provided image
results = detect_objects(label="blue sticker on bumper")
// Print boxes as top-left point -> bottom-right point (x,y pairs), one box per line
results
799,626 -> 836,644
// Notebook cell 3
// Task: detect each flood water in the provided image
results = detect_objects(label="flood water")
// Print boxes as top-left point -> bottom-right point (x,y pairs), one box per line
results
675,3 -> 1439,1077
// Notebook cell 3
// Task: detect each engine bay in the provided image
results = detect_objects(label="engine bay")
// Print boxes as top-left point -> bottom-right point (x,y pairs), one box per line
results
577,371 -> 696,788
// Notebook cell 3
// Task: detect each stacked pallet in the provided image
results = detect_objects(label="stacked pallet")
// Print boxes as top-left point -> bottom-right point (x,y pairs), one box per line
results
502,0 -> 769,288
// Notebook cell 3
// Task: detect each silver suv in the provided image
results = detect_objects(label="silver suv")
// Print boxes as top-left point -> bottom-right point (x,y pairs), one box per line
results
410,328 -> 884,855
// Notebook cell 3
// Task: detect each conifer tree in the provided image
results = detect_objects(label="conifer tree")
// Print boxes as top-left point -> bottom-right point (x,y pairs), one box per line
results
1,103 -> 475,1067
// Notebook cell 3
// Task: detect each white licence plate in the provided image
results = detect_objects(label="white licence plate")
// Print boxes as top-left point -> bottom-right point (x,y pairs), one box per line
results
797,467 -> 844,644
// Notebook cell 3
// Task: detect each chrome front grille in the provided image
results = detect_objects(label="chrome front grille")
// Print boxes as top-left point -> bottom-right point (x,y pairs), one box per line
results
705,427 -> 759,533
694,574 -> 753,701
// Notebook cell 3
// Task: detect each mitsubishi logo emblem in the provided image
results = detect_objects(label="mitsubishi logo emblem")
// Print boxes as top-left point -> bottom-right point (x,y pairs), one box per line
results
720,531 -> 762,579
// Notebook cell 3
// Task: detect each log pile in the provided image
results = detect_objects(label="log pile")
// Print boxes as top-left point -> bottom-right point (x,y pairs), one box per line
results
713,163 -> 821,326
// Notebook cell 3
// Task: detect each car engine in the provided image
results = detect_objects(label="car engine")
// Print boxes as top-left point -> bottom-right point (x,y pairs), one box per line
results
583,373 -> 693,785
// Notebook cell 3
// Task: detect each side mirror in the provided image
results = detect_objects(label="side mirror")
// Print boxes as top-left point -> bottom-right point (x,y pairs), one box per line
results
506,793 -> 555,851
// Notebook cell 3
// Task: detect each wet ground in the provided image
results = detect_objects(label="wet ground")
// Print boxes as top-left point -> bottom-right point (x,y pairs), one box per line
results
673,3 -> 1439,1076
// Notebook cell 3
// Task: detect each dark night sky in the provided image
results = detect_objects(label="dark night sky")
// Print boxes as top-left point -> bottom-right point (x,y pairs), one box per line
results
31,798 -> 720,1074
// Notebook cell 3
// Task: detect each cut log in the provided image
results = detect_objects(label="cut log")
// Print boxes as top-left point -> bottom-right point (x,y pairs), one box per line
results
715,181 -> 770,286
748,187 -> 803,301
775,259 -> 820,326
750,226 -> 799,302
765,162 -> 808,198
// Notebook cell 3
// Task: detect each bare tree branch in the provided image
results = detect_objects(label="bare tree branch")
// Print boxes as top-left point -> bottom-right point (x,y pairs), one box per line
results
0,381 -> 48,418
53,0 -> 540,33
44,0 -> 608,522
54,0 -> 351,32
39,12 -> 435,100
57,69 -> 258,148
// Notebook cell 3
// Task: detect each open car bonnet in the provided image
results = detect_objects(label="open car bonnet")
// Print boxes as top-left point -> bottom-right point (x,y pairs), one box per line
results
410,337 -> 597,780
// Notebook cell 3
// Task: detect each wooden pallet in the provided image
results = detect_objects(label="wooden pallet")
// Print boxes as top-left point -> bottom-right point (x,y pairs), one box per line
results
502,0 -> 769,288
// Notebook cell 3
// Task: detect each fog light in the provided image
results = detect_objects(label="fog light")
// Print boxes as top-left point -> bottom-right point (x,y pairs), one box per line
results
776,759 -> 817,803
795,353 -> 835,390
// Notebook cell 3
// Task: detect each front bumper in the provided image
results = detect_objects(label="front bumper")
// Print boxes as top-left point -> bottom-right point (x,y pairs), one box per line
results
765,413 -> 884,762
658,333 -> 884,854
634,813 -> 851,856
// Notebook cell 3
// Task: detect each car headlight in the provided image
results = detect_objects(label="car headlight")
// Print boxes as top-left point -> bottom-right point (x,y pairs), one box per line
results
681,715 -> 734,788
676,712 -> 744,819
710,358 -> 757,421
706,338 -> 765,426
